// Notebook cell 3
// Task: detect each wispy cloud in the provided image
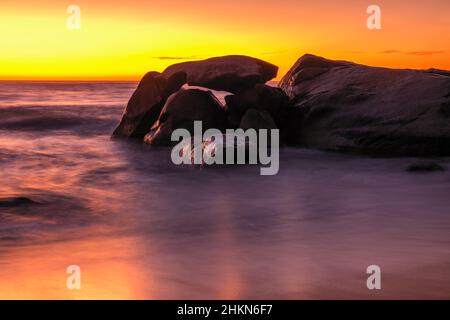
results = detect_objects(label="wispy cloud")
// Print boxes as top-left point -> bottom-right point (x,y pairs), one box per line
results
379,50 -> 445,56
407,51 -> 445,56
153,55 -> 201,60
379,50 -> 402,54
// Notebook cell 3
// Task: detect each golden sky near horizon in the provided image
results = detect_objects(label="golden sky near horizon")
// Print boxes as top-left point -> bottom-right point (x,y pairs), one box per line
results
1,0 -> 449,80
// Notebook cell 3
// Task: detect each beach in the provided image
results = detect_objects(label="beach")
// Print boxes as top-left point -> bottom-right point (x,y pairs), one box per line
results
0,81 -> 449,299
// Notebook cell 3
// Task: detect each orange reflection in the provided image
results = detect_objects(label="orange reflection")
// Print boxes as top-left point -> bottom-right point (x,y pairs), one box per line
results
0,235 -> 151,299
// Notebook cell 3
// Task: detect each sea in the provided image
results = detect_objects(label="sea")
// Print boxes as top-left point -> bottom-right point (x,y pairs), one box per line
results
0,81 -> 449,299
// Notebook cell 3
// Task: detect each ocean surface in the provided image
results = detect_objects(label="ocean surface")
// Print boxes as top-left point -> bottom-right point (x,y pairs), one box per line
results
0,81 -> 449,299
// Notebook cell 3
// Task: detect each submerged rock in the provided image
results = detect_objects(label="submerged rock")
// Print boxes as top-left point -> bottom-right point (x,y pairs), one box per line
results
0,197 -> 38,207
162,55 -> 278,93
280,54 -> 450,156
112,71 -> 186,138
406,162 -> 445,172
144,89 -> 228,145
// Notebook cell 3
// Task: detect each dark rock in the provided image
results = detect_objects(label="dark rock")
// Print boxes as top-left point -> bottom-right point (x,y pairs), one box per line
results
162,71 -> 188,98
224,84 -> 292,140
240,109 -> 277,130
280,54 -> 450,156
163,55 -> 278,93
406,162 -> 445,172
427,69 -> 450,77
0,197 -> 38,207
144,89 -> 228,145
130,72 -> 187,138
280,54 -> 352,96
112,71 -> 186,138
440,100 -> 450,117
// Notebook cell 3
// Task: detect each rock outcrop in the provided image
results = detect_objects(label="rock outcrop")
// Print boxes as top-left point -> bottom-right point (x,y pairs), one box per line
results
112,71 -> 186,138
163,55 -> 278,93
144,89 -> 228,145
280,54 -> 450,156
114,53 -> 450,158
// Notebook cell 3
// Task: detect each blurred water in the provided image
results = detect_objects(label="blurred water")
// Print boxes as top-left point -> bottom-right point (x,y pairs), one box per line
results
0,81 -> 449,299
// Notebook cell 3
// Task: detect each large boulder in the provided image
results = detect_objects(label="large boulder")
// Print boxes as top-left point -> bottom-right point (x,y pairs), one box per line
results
144,89 -> 228,145
162,55 -> 278,93
112,71 -> 186,138
280,54 -> 450,156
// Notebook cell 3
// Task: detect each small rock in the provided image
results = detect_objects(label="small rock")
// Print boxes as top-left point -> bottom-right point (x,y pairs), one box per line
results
406,162 -> 445,172
0,197 -> 38,207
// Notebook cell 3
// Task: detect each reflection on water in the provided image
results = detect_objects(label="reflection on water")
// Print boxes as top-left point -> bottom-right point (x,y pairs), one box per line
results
0,81 -> 450,299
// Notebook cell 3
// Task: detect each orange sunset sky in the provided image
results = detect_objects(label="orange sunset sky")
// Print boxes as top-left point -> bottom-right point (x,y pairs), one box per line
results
1,0 -> 449,80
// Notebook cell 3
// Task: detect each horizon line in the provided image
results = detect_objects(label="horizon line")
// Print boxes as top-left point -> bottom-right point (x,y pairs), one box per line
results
0,78 -> 140,82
